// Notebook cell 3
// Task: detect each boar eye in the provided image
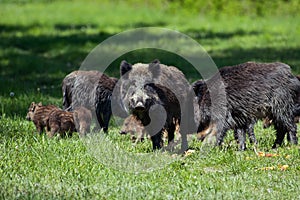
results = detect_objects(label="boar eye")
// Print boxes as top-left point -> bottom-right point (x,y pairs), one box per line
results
122,83 -> 130,92
31,106 -> 36,112
130,80 -> 136,86
144,84 -> 154,91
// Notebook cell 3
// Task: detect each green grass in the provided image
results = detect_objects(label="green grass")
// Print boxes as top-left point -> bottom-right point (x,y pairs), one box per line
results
1,0 -> 300,199
1,116 -> 300,199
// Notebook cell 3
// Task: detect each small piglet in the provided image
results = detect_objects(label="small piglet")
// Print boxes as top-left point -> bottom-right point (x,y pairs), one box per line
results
46,109 -> 76,137
26,102 -> 60,134
73,106 -> 92,136
120,115 -> 146,144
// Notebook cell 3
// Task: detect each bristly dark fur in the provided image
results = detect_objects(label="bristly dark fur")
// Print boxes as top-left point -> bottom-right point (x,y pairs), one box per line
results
262,75 -> 300,130
193,80 -> 257,150
119,59 -> 196,151
193,62 -> 300,149
62,70 -> 118,133
141,83 -> 181,149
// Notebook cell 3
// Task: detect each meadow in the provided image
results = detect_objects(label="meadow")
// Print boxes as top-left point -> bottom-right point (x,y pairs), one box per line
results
0,0 -> 300,199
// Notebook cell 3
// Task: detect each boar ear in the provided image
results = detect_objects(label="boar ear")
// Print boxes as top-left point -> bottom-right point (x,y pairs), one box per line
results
150,59 -> 160,65
192,80 -> 203,94
149,59 -> 161,79
29,102 -> 37,112
38,102 -> 42,106
120,60 -> 132,76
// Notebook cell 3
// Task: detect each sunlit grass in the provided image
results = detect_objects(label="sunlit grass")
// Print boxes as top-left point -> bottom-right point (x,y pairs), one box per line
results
1,0 -> 300,199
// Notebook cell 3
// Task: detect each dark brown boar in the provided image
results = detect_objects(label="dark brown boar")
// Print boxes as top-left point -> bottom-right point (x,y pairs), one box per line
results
118,59 -> 195,151
263,74 -> 300,129
193,79 -> 257,150
26,102 -> 61,134
193,62 -> 300,149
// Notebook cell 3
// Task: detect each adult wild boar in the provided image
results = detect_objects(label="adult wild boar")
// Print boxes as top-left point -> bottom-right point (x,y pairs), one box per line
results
192,80 -> 257,150
193,62 -> 299,149
117,59 -> 196,151
63,70 -> 118,133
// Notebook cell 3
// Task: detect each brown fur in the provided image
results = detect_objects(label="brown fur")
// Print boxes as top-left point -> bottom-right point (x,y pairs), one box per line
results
73,107 -> 92,136
196,124 -> 214,140
120,115 -> 147,144
263,116 -> 300,128
120,115 -> 180,145
46,109 -> 76,137
26,102 -> 60,134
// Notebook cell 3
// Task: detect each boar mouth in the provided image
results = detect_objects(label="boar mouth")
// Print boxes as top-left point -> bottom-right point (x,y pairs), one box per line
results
134,102 -> 146,112
134,106 -> 146,111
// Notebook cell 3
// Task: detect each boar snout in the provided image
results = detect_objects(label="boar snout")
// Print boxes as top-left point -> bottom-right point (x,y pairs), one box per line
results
134,101 -> 146,111
26,113 -> 32,121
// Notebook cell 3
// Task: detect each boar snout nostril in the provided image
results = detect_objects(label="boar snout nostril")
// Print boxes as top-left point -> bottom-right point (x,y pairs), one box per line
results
134,102 -> 145,111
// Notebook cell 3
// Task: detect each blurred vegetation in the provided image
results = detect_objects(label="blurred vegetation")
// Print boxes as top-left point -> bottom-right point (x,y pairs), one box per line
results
3,0 -> 300,17
165,0 -> 300,17
0,0 -> 300,116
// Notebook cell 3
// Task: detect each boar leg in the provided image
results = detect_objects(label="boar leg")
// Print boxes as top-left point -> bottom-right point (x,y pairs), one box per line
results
151,131 -> 163,150
236,128 -> 247,151
102,110 -> 112,133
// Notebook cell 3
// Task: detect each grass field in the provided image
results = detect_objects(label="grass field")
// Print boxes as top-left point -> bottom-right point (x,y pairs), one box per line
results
1,0 -> 300,199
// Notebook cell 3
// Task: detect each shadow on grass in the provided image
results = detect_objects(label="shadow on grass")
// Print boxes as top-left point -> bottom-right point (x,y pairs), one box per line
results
1,23 -> 300,116
185,28 -> 261,40
0,24 -> 40,33
119,21 -> 167,29
211,47 -> 300,73
54,23 -> 98,31
0,24 -> 113,98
